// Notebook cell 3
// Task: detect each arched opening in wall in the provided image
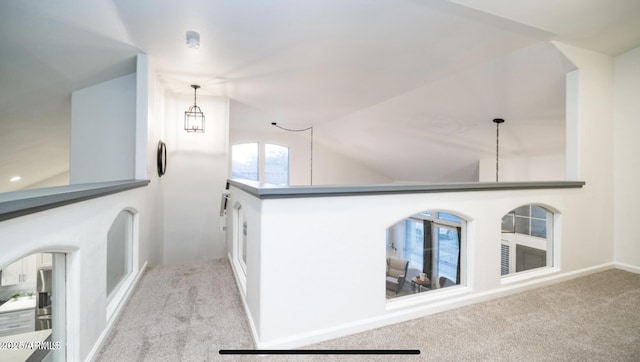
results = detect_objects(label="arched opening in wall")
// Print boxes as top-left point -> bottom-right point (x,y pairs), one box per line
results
386,210 -> 466,299
501,204 -> 554,276
1,252 -> 67,361
106,209 -> 138,320
231,202 -> 247,295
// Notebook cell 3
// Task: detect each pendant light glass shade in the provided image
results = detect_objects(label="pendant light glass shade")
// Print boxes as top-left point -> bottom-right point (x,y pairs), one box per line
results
185,85 -> 205,133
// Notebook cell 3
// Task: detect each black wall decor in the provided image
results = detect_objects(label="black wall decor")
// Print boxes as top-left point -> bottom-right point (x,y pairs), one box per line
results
157,140 -> 167,177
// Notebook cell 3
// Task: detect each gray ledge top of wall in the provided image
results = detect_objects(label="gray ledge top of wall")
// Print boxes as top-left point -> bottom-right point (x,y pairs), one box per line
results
0,179 -> 150,222
228,179 -> 586,199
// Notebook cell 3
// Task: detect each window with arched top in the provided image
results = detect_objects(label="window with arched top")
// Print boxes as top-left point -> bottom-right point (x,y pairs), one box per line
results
501,204 -> 554,276
231,143 -> 289,186
386,210 -> 466,299
106,210 -> 134,299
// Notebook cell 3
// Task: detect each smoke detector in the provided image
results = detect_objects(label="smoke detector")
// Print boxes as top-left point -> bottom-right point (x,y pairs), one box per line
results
185,31 -> 200,49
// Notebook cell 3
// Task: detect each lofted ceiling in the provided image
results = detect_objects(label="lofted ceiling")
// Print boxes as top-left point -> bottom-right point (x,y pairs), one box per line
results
1,0 -> 640,190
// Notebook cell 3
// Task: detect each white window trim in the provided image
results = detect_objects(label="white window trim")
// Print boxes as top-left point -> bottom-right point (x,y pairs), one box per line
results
231,202 -> 247,295
501,207 -> 560,283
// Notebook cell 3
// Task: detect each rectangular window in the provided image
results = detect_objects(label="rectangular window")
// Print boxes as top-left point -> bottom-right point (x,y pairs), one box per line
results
231,143 -> 259,181
264,144 -> 289,186
435,226 -> 459,283
403,219 -> 424,271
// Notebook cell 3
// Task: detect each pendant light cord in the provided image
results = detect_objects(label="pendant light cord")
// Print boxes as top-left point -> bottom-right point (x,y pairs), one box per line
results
493,118 -> 505,182
271,123 -> 313,185
496,123 -> 499,182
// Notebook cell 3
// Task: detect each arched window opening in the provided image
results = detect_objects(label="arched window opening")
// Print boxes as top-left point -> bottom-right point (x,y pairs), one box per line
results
501,204 -> 554,276
386,211 -> 466,299
107,210 -> 134,299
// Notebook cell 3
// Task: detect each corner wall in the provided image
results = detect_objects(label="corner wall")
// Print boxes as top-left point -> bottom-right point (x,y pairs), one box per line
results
0,55 -> 166,361
613,46 -> 640,271
162,94 -> 230,263
70,73 -> 136,184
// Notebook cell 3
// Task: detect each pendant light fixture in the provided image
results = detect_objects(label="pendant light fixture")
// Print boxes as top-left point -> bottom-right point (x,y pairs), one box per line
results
184,85 -> 205,133
493,118 -> 505,182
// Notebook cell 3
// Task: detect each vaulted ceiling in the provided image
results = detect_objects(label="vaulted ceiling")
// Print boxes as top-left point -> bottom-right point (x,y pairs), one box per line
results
2,0 -> 640,190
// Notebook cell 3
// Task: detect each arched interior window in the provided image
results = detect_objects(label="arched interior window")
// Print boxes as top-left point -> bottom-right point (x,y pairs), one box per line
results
501,204 -> 554,276
386,211 -> 466,299
107,210 -> 134,298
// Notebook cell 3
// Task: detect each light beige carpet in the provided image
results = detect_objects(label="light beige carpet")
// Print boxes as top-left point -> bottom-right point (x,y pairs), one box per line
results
97,260 -> 640,361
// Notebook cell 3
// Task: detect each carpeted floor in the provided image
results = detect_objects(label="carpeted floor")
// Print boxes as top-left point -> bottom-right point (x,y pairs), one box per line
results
97,259 -> 640,361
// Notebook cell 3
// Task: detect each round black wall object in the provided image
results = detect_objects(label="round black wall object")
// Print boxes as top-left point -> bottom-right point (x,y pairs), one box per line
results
157,140 -> 167,177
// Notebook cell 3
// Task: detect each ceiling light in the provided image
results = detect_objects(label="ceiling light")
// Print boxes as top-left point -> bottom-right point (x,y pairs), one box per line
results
185,31 -> 200,49
10,176 -> 21,182
184,85 -> 205,133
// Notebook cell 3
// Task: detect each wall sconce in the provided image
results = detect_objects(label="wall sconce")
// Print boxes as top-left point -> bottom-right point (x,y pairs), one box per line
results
185,85 -> 205,133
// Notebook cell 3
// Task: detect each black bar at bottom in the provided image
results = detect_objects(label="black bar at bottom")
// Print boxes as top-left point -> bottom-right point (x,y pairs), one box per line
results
219,349 -> 420,355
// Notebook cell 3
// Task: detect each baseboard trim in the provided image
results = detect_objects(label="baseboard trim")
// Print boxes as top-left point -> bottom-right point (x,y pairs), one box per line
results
255,262 -> 615,350
615,262 -> 640,274
227,254 -> 260,349
85,261 -> 148,362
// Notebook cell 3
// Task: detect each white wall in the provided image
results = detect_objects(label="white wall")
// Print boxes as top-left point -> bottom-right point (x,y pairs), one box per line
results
0,187 -> 160,360
231,128 -> 392,185
613,46 -> 640,271
227,42 -> 618,349
229,184 -> 603,349
553,43 -> 614,271
229,101 -> 392,185
0,54 -> 165,361
162,93 -> 230,263
70,74 -> 136,184
478,154 -> 565,182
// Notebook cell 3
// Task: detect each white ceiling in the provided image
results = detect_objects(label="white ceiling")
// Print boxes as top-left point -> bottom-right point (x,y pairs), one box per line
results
1,0 -> 639,190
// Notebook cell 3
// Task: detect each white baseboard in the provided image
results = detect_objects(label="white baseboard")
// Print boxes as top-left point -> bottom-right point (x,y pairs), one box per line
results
615,262 -> 640,274
85,261 -> 148,362
227,254 -> 259,349
254,262 -> 616,350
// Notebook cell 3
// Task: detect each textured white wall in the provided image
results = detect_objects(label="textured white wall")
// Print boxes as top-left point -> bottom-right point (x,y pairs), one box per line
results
228,43 -> 618,349
230,127 -> 392,185
162,94 -> 230,263
478,154 -> 565,182
0,55 -> 165,361
614,46 -> 640,271
70,73 -> 136,184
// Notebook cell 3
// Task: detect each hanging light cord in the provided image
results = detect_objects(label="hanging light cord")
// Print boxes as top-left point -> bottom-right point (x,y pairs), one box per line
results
193,88 -> 197,106
271,122 -> 313,185
493,118 -> 505,182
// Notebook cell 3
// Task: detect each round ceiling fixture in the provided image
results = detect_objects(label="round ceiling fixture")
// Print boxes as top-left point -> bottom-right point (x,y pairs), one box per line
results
185,31 -> 200,49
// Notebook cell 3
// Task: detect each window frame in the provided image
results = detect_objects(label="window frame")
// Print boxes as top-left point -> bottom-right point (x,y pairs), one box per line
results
231,142 -> 290,185
387,210 -> 467,300
106,209 -> 139,320
501,204 -> 554,278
